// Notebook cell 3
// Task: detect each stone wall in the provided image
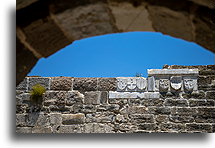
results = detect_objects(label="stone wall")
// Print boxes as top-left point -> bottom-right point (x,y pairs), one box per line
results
16,65 -> 215,133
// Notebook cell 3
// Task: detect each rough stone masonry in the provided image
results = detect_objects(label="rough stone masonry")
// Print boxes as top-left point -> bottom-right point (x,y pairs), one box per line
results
16,65 -> 215,133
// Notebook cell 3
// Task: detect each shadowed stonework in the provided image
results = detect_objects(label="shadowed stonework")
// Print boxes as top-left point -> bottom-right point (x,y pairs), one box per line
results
16,0 -> 215,85
16,65 -> 215,133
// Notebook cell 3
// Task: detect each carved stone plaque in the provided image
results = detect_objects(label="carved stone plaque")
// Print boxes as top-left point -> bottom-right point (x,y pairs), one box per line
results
117,78 -> 127,91
184,79 -> 194,91
159,79 -> 169,92
136,77 -> 147,90
127,78 -> 137,90
170,76 -> 182,91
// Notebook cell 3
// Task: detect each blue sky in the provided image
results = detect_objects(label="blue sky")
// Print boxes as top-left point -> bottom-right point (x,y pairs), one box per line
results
28,32 -> 214,77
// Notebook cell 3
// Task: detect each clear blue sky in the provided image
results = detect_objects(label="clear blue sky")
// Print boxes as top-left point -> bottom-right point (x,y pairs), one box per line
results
28,32 -> 214,77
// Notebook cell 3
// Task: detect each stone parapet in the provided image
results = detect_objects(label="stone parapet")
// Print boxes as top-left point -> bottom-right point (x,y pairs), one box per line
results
16,66 -> 215,133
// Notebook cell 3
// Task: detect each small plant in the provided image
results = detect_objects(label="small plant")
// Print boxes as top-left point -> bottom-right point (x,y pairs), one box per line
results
30,84 -> 46,106
135,73 -> 143,77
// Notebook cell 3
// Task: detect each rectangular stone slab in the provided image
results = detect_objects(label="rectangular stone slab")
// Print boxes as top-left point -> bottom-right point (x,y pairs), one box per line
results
109,91 -> 160,99
148,69 -> 199,76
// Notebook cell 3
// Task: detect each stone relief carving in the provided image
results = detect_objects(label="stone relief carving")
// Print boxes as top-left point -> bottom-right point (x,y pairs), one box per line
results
170,76 -> 182,91
117,77 -> 147,91
184,79 -> 194,91
159,79 -> 169,92
136,77 -> 147,90
127,78 -> 137,90
117,78 -> 127,91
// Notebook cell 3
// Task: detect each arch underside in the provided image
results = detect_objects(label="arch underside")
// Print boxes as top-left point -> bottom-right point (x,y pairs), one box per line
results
16,0 -> 215,85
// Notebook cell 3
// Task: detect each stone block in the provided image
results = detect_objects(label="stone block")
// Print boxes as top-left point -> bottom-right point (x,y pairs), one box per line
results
26,112 -> 50,127
73,78 -> 97,91
171,107 -> 198,115
62,113 -> 85,125
197,107 -> 215,116
169,115 -> 194,123
108,91 -> 160,99
50,77 -> 72,90
50,113 -> 62,126
16,114 -> 27,127
149,107 -> 171,115
16,78 -> 28,90
155,115 -> 169,123
86,112 -> 115,123
138,123 -> 158,131
98,78 -> 116,91
128,106 -> 149,114
160,123 -> 185,133
206,91 -> 215,99
32,127 -> 52,133
189,99 -> 214,107
16,127 -> 32,133
57,125 -> 83,133
148,69 -> 199,76
129,114 -> 154,123
195,115 -> 215,123
186,124 -> 212,133
28,77 -> 50,90
84,91 -> 100,105
164,99 -> 188,107
147,76 -> 155,91
80,105 -> 96,113
142,98 -> 164,106
84,123 -> 114,133
66,91 -> 84,106
100,91 -> 108,104
97,104 -> 120,112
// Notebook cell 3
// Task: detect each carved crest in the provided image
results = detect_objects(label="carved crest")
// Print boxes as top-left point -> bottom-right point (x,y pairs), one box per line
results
117,78 -> 127,90
136,78 -> 147,90
159,79 -> 169,92
184,79 -> 194,91
127,78 -> 137,90
170,76 -> 182,90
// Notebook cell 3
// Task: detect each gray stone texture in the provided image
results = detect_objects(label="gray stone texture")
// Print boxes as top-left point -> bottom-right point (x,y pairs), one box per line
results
73,78 -> 97,91
50,77 -> 72,90
28,77 -> 50,90
16,65 -> 215,133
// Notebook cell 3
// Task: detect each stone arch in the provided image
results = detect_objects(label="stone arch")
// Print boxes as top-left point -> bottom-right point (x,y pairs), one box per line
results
16,0 -> 215,85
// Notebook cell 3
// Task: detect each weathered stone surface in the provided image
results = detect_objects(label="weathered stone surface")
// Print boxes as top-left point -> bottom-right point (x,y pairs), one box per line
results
32,127 -> 52,133
159,79 -> 169,92
16,78 -> 28,90
138,123 -> 158,132
186,124 -> 212,132
86,112 -> 115,123
147,76 -> 155,91
28,77 -> 50,90
206,91 -> 215,99
149,107 -> 171,115
84,91 -> 100,105
49,113 -> 62,132
164,99 -> 188,107
84,123 -> 114,133
57,125 -> 83,133
171,107 -> 198,115
170,76 -> 182,91
98,78 -> 116,91
155,115 -> 169,123
66,91 -> 84,106
16,127 -> 32,133
62,113 -> 85,125
148,69 -> 199,76
142,99 -> 164,107
184,79 -> 197,92
169,115 -> 194,123
189,99 -> 214,107
50,77 -> 72,90
128,106 -> 149,114
16,114 -> 27,127
97,104 -> 120,112
100,91 -> 108,104
109,91 -> 160,99
129,114 -> 154,123
160,123 -> 185,133
73,78 -> 97,91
